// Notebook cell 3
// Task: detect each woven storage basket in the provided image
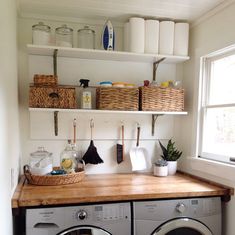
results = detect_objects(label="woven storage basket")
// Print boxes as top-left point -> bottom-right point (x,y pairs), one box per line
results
34,74 -> 58,86
29,85 -> 76,109
23,165 -> 85,186
96,87 -> 139,111
140,86 -> 184,111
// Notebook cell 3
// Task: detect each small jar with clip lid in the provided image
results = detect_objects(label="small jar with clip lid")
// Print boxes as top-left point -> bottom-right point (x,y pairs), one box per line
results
55,24 -> 73,47
60,140 -> 79,173
30,147 -> 53,175
32,22 -> 51,45
77,26 -> 95,49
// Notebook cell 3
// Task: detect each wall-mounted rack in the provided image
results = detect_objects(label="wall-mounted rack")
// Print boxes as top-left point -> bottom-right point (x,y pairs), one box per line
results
29,108 -> 188,137
28,44 -> 189,137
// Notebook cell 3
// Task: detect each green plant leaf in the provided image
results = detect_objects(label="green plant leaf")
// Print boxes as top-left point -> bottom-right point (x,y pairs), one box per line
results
158,139 -> 182,161
158,140 -> 168,160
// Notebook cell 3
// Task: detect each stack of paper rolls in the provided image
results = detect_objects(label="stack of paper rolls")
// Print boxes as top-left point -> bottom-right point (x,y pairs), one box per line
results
124,18 -> 189,56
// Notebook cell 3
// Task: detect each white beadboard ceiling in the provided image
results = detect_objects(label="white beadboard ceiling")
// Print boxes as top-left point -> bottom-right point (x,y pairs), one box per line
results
18,0 -> 230,23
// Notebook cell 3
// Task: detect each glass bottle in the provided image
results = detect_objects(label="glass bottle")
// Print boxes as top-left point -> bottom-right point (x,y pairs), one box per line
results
60,140 -> 79,173
55,24 -> 73,47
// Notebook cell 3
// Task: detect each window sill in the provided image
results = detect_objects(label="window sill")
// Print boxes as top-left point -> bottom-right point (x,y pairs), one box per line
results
186,157 -> 235,182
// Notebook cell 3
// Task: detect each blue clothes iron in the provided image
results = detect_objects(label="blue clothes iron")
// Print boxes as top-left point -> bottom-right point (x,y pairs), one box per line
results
102,20 -> 115,50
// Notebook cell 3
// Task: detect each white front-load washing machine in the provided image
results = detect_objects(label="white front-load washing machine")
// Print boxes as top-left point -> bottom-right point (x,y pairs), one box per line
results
134,197 -> 221,235
26,202 -> 131,235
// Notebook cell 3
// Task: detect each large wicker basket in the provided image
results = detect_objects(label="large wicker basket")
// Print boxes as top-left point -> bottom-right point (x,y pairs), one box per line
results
29,85 -> 76,109
140,86 -> 184,111
23,165 -> 85,186
96,87 -> 139,111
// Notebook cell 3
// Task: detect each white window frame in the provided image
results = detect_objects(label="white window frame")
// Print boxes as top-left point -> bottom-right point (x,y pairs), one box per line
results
198,49 -> 235,164
192,45 -> 235,180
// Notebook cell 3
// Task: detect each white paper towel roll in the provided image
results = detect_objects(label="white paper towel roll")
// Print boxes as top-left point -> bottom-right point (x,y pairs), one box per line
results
124,22 -> 129,52
174,23 -> 189,56
159,21 -> 175,55
145,20 -> 159,54
129,17 -> 145,53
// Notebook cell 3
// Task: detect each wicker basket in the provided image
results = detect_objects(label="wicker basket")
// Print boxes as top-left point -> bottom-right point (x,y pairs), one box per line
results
23,165 -> 85,186
34,74 -> 58,86
29,85 -> 76,109
140,86 -> 184,111
96,87 -> 139,111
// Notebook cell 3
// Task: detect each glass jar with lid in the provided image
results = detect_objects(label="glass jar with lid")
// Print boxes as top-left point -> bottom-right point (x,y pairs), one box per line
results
55,24 -> 73,47
77,26 -> 95,49
30,147 -> 53,175
32,22 -> 51,46
60,140 -> 80,173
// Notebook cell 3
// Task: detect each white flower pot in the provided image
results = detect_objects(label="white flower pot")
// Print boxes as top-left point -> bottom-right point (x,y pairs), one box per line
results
167,161 -> 177,175
153,165 -> 168,177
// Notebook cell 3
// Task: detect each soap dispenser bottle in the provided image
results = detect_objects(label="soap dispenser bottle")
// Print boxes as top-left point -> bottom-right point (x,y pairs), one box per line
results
80,79 -> 92,109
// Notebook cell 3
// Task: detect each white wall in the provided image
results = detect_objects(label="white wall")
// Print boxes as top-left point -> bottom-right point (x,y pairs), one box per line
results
0,0 -> 19,234
18,17 -> 183,174
179,2 -> 235,235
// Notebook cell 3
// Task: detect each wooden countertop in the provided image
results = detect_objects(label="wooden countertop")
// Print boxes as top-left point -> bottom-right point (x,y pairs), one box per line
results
12,172 -> 233,208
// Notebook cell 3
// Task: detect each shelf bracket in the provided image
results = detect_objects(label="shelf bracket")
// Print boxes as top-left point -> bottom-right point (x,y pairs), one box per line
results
54,111 -> 59,136
152,114 -> 163,136
153,57 -> 166,81
53,49 -> 58,76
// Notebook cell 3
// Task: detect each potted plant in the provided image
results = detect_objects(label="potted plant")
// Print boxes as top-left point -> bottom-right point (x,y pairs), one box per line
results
153,159 -> 168,177
158,139 -> 182,175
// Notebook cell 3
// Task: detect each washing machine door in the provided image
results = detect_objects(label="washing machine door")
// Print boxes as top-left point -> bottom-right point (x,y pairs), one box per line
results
57,225 -> 111,235
152,218 -> 213,235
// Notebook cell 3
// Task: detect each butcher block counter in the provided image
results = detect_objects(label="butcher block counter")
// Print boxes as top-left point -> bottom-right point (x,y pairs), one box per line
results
12,172 -> 233,208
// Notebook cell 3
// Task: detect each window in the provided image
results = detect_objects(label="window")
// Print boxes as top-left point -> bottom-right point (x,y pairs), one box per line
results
199,47 -> 235,164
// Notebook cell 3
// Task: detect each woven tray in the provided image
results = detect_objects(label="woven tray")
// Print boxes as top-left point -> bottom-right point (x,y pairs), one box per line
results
34,74 -> 58,86
96,87 -> 139,111
140,86 -> 184,111
23,165 -> 85,186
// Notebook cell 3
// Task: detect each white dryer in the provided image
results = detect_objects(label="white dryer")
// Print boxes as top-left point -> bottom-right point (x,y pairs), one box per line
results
26,202 -> 131,235
134,197 -> 221,235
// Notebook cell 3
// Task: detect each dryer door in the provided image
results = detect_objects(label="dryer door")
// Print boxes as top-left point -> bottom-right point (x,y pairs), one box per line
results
152,218 -> 213,235
57,225 -> 111,235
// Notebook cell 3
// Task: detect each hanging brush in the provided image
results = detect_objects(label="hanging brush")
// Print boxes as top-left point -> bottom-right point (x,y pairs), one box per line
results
73,118 -> 77,145
117,122 -> 124,164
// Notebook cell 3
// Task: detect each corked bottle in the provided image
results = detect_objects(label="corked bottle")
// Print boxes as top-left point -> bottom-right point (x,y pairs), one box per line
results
60,140 -> 78,174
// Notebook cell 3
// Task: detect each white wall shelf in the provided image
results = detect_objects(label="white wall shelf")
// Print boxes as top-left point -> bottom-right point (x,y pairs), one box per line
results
29,108 -> 188,115
27,44 -> 190,64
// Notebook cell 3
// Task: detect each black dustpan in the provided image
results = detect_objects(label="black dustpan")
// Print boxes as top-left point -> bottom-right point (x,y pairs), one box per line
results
82,119 -> 104,165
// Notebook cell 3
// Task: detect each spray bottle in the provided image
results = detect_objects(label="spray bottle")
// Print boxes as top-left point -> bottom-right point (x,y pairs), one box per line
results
80,79 -> 92,109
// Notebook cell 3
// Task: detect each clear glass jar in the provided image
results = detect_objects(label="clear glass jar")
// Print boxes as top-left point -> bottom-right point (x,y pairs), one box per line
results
55,24 -> 73,47
30,147 -> 53,175
32,22 -> 51,45
60,140 -> 79,173
77,26 -> 95,49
